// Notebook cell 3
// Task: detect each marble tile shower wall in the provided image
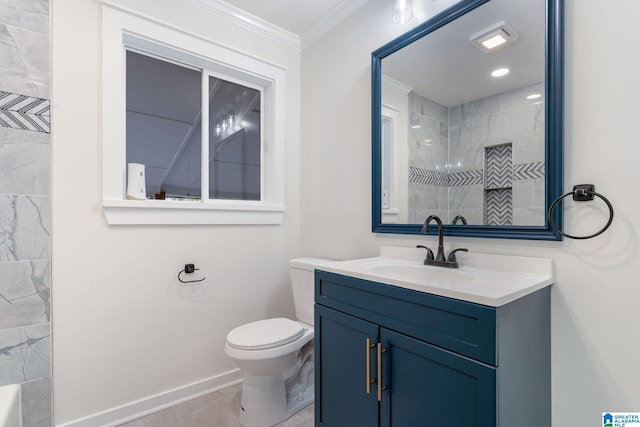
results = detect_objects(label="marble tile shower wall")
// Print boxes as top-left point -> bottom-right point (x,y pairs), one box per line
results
408,82 -> 546,225
407,93 -> 449,223
0,1 -> 52,427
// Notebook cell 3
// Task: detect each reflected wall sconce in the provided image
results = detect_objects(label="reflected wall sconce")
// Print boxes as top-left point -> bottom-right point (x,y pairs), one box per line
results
214,113 -> 236,136
392,0 -> 413,24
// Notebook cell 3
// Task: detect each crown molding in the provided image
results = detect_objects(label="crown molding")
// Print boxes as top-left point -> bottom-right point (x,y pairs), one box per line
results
382,75 -> 413,95
301,0 -> 369,48
183,0 -> 369,51
183,0 -> 301,50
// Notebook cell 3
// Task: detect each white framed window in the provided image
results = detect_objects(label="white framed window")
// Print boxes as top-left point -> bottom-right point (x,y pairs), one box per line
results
101,4 -> 285,225
380,76 -> 411,224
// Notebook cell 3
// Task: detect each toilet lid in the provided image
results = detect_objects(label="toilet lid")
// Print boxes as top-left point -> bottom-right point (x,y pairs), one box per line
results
227,318 -> 305,350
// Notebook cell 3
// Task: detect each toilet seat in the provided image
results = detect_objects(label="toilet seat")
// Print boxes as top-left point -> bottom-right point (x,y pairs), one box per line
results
227,318 -> 305,350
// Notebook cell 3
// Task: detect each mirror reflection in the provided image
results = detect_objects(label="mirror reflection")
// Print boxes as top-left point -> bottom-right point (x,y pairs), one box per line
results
380,0 -> 546,227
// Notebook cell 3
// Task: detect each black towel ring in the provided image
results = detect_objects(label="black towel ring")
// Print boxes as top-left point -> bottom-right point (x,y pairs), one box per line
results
548,184 -> 614,240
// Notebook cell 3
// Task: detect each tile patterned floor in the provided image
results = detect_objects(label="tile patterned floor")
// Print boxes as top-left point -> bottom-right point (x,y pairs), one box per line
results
118,383 -> 314,427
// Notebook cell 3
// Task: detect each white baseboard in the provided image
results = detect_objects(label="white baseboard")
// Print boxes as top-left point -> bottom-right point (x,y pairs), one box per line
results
57,369 -> 243,427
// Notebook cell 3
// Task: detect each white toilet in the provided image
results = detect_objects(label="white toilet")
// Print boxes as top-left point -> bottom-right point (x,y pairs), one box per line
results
224,257 -> 333,427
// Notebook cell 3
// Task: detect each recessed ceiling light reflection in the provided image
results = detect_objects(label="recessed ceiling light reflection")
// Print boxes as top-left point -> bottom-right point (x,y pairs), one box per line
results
491,68 -> 510,77
481,33 -> 508,50
526,93 -> 542,100
411,125 -> 422,129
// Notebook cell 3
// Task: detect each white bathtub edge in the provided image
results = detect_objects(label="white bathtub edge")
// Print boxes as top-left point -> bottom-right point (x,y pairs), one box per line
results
0,384 -> 23,427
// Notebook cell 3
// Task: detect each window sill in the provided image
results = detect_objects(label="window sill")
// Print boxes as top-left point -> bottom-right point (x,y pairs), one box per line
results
102,199 -> 285,225
381,208 -> 399,224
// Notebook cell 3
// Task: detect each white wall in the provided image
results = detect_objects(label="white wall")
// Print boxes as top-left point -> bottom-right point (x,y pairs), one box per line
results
51,0 -> 301,423
301,0 -> 640,425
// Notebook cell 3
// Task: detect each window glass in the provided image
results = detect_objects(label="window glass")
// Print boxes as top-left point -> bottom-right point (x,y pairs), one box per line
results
126,50 -> 202,199
208,76 -> 261,201
126,51 -> 263,202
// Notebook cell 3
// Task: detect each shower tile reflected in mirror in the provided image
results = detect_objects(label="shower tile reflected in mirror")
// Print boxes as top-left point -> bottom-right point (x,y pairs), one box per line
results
484,144 -> 513,226
406,82 -> 545,225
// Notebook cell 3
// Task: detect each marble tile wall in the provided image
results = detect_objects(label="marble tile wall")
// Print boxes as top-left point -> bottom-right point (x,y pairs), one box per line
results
407,93 -> 449,222
0,0 -> 50,98
0,1 -> 52,426
408,82 -> 546,226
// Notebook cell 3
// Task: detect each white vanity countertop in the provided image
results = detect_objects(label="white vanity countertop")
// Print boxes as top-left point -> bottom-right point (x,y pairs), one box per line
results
317,246 -> 554,307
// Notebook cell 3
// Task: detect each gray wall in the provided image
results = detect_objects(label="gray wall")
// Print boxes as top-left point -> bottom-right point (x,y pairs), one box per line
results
0,1 -> 52,426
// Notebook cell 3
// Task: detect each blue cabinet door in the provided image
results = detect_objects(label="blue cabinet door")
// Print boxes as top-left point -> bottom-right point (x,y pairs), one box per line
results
379,328 -> 497,427
315,305 -> 380,427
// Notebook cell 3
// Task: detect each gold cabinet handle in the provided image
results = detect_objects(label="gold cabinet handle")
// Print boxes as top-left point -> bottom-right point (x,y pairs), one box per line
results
366,338 -> 376,394
377,343 -> 387,401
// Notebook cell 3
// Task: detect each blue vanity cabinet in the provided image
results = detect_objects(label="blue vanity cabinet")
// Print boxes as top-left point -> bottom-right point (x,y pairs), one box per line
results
379,328 -> 496,426
314,270 -> 551,427
315,305 -> 380,427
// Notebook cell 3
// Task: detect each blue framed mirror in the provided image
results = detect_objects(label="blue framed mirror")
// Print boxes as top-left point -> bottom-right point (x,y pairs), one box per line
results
372,0 -> 563,240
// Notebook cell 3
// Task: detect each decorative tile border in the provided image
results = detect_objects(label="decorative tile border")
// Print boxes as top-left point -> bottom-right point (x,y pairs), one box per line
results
409,161 -> 544,188
514,162 -> 545,180
408,167 -> 449,186
449,170 -> 483,186
0,91 -> 50,133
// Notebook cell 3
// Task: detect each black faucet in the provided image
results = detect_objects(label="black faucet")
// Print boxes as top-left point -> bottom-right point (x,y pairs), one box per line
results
419,215 -> 469,268
452,215 -> 467,225
422,215 -> 446,261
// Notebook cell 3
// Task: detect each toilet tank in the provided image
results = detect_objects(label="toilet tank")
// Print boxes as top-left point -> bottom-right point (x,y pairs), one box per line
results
289,257 -> 334,326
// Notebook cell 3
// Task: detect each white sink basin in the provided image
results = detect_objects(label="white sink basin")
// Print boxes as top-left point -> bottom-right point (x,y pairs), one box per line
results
317,246 -> 553,307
